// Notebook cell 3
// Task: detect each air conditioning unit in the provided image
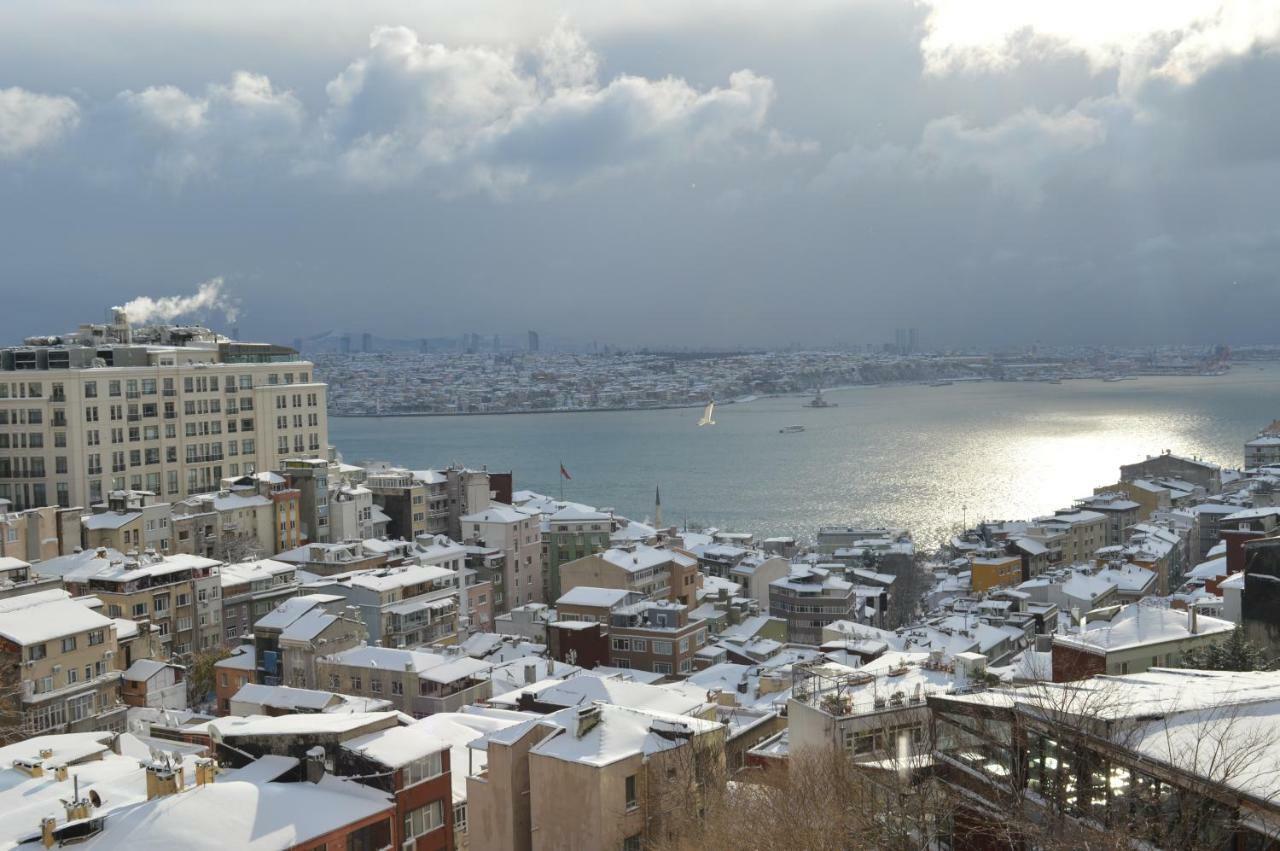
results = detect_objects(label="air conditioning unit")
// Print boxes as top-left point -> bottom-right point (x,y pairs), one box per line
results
52,664 -> 62,673
104,651 -> 115,660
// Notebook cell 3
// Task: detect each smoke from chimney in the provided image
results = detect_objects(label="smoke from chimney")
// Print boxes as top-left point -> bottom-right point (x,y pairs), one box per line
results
117,277 -> 239,325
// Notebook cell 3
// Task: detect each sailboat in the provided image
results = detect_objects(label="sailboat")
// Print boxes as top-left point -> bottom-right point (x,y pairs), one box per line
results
697,400 -> 716,427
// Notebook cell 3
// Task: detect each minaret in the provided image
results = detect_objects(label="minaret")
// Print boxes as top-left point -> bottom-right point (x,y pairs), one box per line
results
654,485 -> 663,530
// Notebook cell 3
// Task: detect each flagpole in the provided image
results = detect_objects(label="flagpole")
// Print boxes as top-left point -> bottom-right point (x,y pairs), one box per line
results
559,462 -> 564,501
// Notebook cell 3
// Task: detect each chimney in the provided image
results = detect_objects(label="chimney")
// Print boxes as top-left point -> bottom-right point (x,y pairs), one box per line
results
194,758 -> 217,786
41,817 -> 56,849
545,656 -> 554,677
575,703 -> 603,738
305,746 -> 326,784
39,748 -> 53,759
1189,606 -> 1199,635
524,662 -> 538,685
53,764 -> 68,782
144,762 -> 183,800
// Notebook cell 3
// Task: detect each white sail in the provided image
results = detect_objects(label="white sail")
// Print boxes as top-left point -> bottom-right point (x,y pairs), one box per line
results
698,401 -> 716,426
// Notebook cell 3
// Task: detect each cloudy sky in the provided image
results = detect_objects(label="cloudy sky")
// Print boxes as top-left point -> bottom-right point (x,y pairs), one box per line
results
2,1 -> 1278,349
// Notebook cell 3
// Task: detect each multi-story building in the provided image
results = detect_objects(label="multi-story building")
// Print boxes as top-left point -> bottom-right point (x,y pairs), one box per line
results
81,489 -> 175,555
1074,493 -> 1142,547
280,457 -> 332,543
316,645 -> 492,717
467,702 -> 725,851
556,587 -> 710,675
0,593 -> 125,738
542,505 -> 616,602
329,482 -> 383,541
462,504 -> 545,608
0,500 -> 80,564
1025,509 -> 1109,564
366,466 -> 433,541
307,562 -> 461,648
969,551 -> 1023,592
768,565 -> 858,644
1051,604 -> 1234,680
218,558 -> 298,646
0,557 -> 61,601
62,548 -> 221,658
0,312 -> 327,513
1120,449 -> 1223,495
559,543 -> 700,608
1246,421 -> 1280,468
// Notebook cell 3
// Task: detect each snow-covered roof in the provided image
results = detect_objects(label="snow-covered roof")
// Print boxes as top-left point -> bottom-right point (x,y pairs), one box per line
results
219,558 -> 295,587
64,552 -> 220,584
342,725 -> 449,769
218,711 -> 401,738
1056,605 -> 1234,654
254,594 -> 341,631
523,703 -> 722,768
462,503 -> 529,524
0,597 -> 114,645
596,545 -> 695,573
556,586 -> 633,608
279,608 -> 341,643
83,511 -> 140,530
122,659 -> 173,682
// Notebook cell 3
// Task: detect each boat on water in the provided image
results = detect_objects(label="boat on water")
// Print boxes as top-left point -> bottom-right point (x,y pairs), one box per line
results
928,380 -> 953,387
804,388 -> 838,408
697,401 -> 716,427
779,424 -> 805,434
1104,375 -> 1137,382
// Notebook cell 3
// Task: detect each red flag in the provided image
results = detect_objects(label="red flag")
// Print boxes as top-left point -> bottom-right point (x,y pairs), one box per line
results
560,463 -> 572,480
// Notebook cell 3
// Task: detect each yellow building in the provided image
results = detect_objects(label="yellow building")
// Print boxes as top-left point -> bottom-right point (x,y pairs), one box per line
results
970,554 -> 1023,592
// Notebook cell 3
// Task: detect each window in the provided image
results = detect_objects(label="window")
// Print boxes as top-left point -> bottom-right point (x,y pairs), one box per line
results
652,640 -> 673,655
625,774 -> 638,810
404,801 -> 445,839
611,637 -> 629,652
652,661 -> 672,674
624,836 -> 642,851
28,643 -> 47,661
453,802 -> 468,835
404,751 -> 443,786
329,674 -> 340,689
87,629 -> 105,646
391,680 -> 403,696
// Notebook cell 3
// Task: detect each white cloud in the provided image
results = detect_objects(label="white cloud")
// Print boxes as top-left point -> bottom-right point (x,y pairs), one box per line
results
920,0 -> 1280,90
117,71 -> 305,184
321,24 -> 794,193
0,86 -> 79,158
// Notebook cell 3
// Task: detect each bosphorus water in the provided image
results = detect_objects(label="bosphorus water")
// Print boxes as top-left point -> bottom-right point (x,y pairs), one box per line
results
329,365 -> 1280,547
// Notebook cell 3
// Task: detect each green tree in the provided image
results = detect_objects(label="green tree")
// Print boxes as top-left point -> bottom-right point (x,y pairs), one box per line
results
1180,626 -> 1271,672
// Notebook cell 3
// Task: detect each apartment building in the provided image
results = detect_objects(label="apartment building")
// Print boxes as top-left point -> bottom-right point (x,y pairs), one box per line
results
340,723 -> 458,851
559,543 -> 701,608
317,645 -> 492,716
307,562 -> 461,648
768,565 -> 859,644
366,467 -> 436,542
172,485 -> 296,560
462,503 -> 545,608
0,593 -> 125,738
467,702 -> 725,851
1246,421 -> 1280,467
218,558 -> 298,646
542,505 -> 616,602
329,482 -> 383,541
62,549 -> 221,658
0,313 -> 327,514
556,587 -> 709,675
1026,509 -> 1109,564
1052,604 -> 1234,680
969,552 -> 1023,592
1120,449 -> 1223,494
0,500 -> 80,563
0,557 -> 61,601
81,490 -> 174,554
1075,492 -> 1142,546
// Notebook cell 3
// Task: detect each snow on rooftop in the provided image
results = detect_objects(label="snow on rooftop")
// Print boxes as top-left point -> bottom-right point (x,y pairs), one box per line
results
556,586 -> 632,608
524,703 -> 722,768
1057,605 -> 1234,653
0,597 -> 114,645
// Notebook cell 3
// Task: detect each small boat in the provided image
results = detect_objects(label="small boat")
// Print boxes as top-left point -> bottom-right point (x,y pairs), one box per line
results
779,424 -> 805,434
697,401 -> 716,427
928,380 -> 953,387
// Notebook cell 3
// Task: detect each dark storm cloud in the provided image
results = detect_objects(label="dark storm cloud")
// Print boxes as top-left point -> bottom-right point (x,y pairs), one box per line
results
0,1 -> 1278,348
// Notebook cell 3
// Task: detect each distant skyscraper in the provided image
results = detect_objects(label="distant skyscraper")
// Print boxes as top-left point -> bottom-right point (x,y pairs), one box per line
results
419,338 -> 430,353
908,327 -> 919,354
340,334 -> 351,354
528,330 -> 540,353
492,334 -> 500,351
894,328 -> 908,355
361,332 -> 373,353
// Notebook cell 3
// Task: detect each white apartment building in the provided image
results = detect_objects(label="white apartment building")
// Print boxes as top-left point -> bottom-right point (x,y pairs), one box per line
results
0,311 -> 327,513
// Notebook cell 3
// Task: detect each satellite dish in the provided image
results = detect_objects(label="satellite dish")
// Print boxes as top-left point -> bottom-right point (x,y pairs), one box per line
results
169,751 -> 183,767
89,790 -> 102,808
208,725 -> 224,745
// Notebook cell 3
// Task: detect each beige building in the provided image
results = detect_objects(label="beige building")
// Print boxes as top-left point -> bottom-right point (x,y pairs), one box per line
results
462,504 -> 544,609
62,549 -> 221,658
0,501 -> 80,564
467,702 -> 725,851
0,313 -> 327,514
0,592 -> 125,737
559,543 -> 702,609
1025,509 -> 1109,564
82,490 -> 175,555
